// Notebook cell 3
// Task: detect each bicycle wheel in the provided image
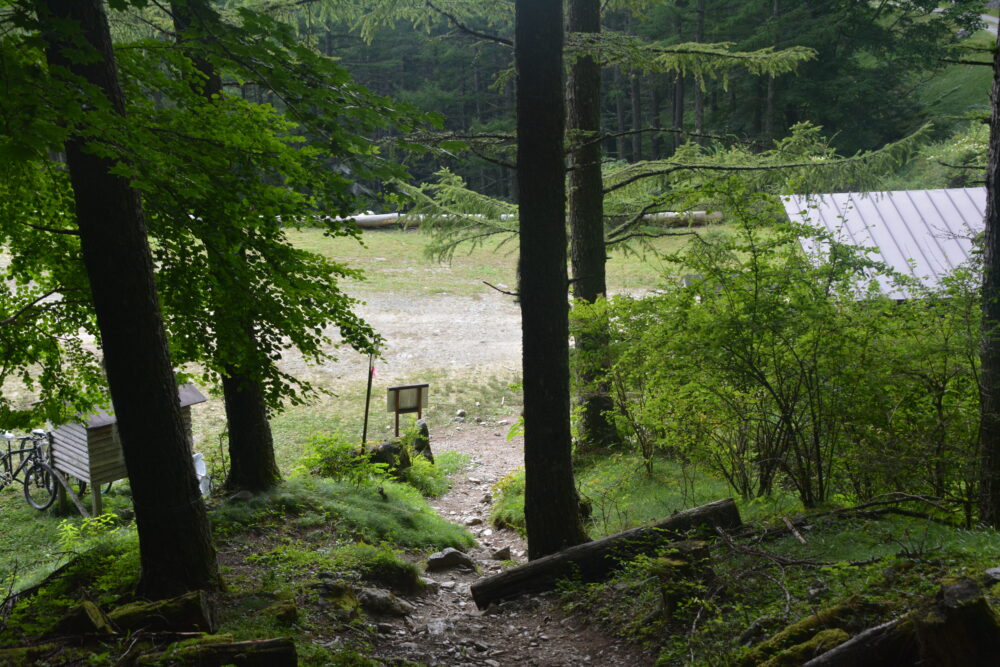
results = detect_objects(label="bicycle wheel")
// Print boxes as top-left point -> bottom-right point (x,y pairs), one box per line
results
23,463 -> 56,511
77,480 -> 113,496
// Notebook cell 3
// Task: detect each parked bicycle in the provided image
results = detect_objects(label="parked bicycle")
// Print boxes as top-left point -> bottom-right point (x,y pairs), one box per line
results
0,429 -> 57,510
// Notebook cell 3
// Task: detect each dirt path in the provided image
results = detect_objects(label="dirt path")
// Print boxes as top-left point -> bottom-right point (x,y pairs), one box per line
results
368,420 -> 653,666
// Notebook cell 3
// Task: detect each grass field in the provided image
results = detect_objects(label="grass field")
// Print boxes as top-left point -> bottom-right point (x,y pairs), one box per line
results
288,226 -> 687,297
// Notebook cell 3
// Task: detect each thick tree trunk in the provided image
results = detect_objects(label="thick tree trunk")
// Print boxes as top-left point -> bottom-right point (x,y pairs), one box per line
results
36,0 -> 219,598
172,0 -> 281,493
516,0 -> 589,560
567,0 -> 620,453
980,29 -> 1000,527
470,499 -> 741,608
221,366 -> 280,491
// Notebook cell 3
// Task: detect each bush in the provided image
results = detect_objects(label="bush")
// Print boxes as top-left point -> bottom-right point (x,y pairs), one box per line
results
603,182 -> 980,510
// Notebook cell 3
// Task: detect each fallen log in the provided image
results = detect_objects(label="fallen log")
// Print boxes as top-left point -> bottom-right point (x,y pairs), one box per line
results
344,210 -> 722,230
135,637 -> 297,666
469,498 -> 741,609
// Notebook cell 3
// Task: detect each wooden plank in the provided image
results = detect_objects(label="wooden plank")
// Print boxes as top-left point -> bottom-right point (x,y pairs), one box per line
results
53,459 -> 90,482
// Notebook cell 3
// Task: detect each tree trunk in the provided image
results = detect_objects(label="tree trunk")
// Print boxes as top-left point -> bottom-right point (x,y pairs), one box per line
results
470,499 -> 741,608
35,0 -> 219,598
764,0 -> 781,143
650,80 -> 662,160
694,0 -> 706,144
567,0 -> 620,453
630,75 -> 642,161
172,0 -> 281,493
614,68 -> 628,160
672,74 -> 685,151
980,28 -> 1000,527
221,366 -> 280,491
516,0 -> 589,560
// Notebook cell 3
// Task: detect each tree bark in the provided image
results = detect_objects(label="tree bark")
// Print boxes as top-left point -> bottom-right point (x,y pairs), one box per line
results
614,68 -> 628,160
35,0 -> 219,598
630,75 -> 642,160
172,0 -> 281,493
516,0 -> 589,560
567,0 -> 620,453
650,80 -> 662,160
764,0 -> 780,144
694,0 -> 706,144
470,498 -> 741,608
980,28 -> 1000,527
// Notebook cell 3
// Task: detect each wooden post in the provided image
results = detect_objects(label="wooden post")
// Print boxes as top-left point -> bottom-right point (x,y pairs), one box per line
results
92,485 -> 102,516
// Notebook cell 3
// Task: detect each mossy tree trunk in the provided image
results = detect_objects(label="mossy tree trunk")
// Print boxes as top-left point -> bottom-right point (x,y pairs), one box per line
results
35,0 -> 219,598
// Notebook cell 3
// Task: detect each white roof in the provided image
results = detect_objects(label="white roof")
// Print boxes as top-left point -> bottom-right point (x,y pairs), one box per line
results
782,188 -> 985,299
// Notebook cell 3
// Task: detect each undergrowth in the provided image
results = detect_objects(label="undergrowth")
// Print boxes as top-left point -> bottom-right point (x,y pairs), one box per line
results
558,513 -> 1000,665
212,475 -> 473,550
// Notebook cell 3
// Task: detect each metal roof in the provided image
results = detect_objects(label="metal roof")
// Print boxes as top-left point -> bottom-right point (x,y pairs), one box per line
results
782,188 -> 985,299
78,383 -> 208,429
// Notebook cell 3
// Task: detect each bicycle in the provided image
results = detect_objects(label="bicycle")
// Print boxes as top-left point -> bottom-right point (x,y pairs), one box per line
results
0,429 -> 57,510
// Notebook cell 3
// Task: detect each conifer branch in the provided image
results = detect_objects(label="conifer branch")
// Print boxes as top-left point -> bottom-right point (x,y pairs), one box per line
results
425,0 -> 512,47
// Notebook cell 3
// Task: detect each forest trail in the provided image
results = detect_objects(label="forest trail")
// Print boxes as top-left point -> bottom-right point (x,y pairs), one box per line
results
368,421 -> 652,666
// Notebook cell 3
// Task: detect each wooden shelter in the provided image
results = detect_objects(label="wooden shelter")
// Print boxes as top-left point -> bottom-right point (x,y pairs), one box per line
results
50,384 -> 207,514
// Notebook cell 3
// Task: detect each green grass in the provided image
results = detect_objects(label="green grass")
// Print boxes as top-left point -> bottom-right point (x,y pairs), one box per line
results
489,452 -> 804,539
0,483 -> 135,593
287,227 -> 687,297
211,476 -> 473,550
917,30 -> 993,124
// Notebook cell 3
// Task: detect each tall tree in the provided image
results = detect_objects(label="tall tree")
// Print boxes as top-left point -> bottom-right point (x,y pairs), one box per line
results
567,0 -> 620,451
516,0 -> 590,559
170,0 -> 279,492
33,0 -> 219,597
979,28 -> 1000,526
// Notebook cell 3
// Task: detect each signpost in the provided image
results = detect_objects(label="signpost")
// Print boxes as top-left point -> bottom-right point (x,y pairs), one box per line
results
387,384 -> 429,437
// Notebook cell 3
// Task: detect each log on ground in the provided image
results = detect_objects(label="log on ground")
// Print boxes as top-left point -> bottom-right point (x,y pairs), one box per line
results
135,637 -> 296,666
470,497 -> 741,609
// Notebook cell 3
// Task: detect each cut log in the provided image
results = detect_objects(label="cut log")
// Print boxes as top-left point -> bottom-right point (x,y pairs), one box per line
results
108,590 -> 215,633
469,498 -> 741,609
135,637 -> 296,666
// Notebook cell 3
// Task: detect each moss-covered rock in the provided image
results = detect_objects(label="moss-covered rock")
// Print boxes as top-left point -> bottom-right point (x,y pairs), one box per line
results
258,599 -> 299,626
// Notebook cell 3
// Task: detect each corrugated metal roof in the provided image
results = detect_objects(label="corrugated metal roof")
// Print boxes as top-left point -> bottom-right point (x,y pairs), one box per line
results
782,188 -> 985,299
